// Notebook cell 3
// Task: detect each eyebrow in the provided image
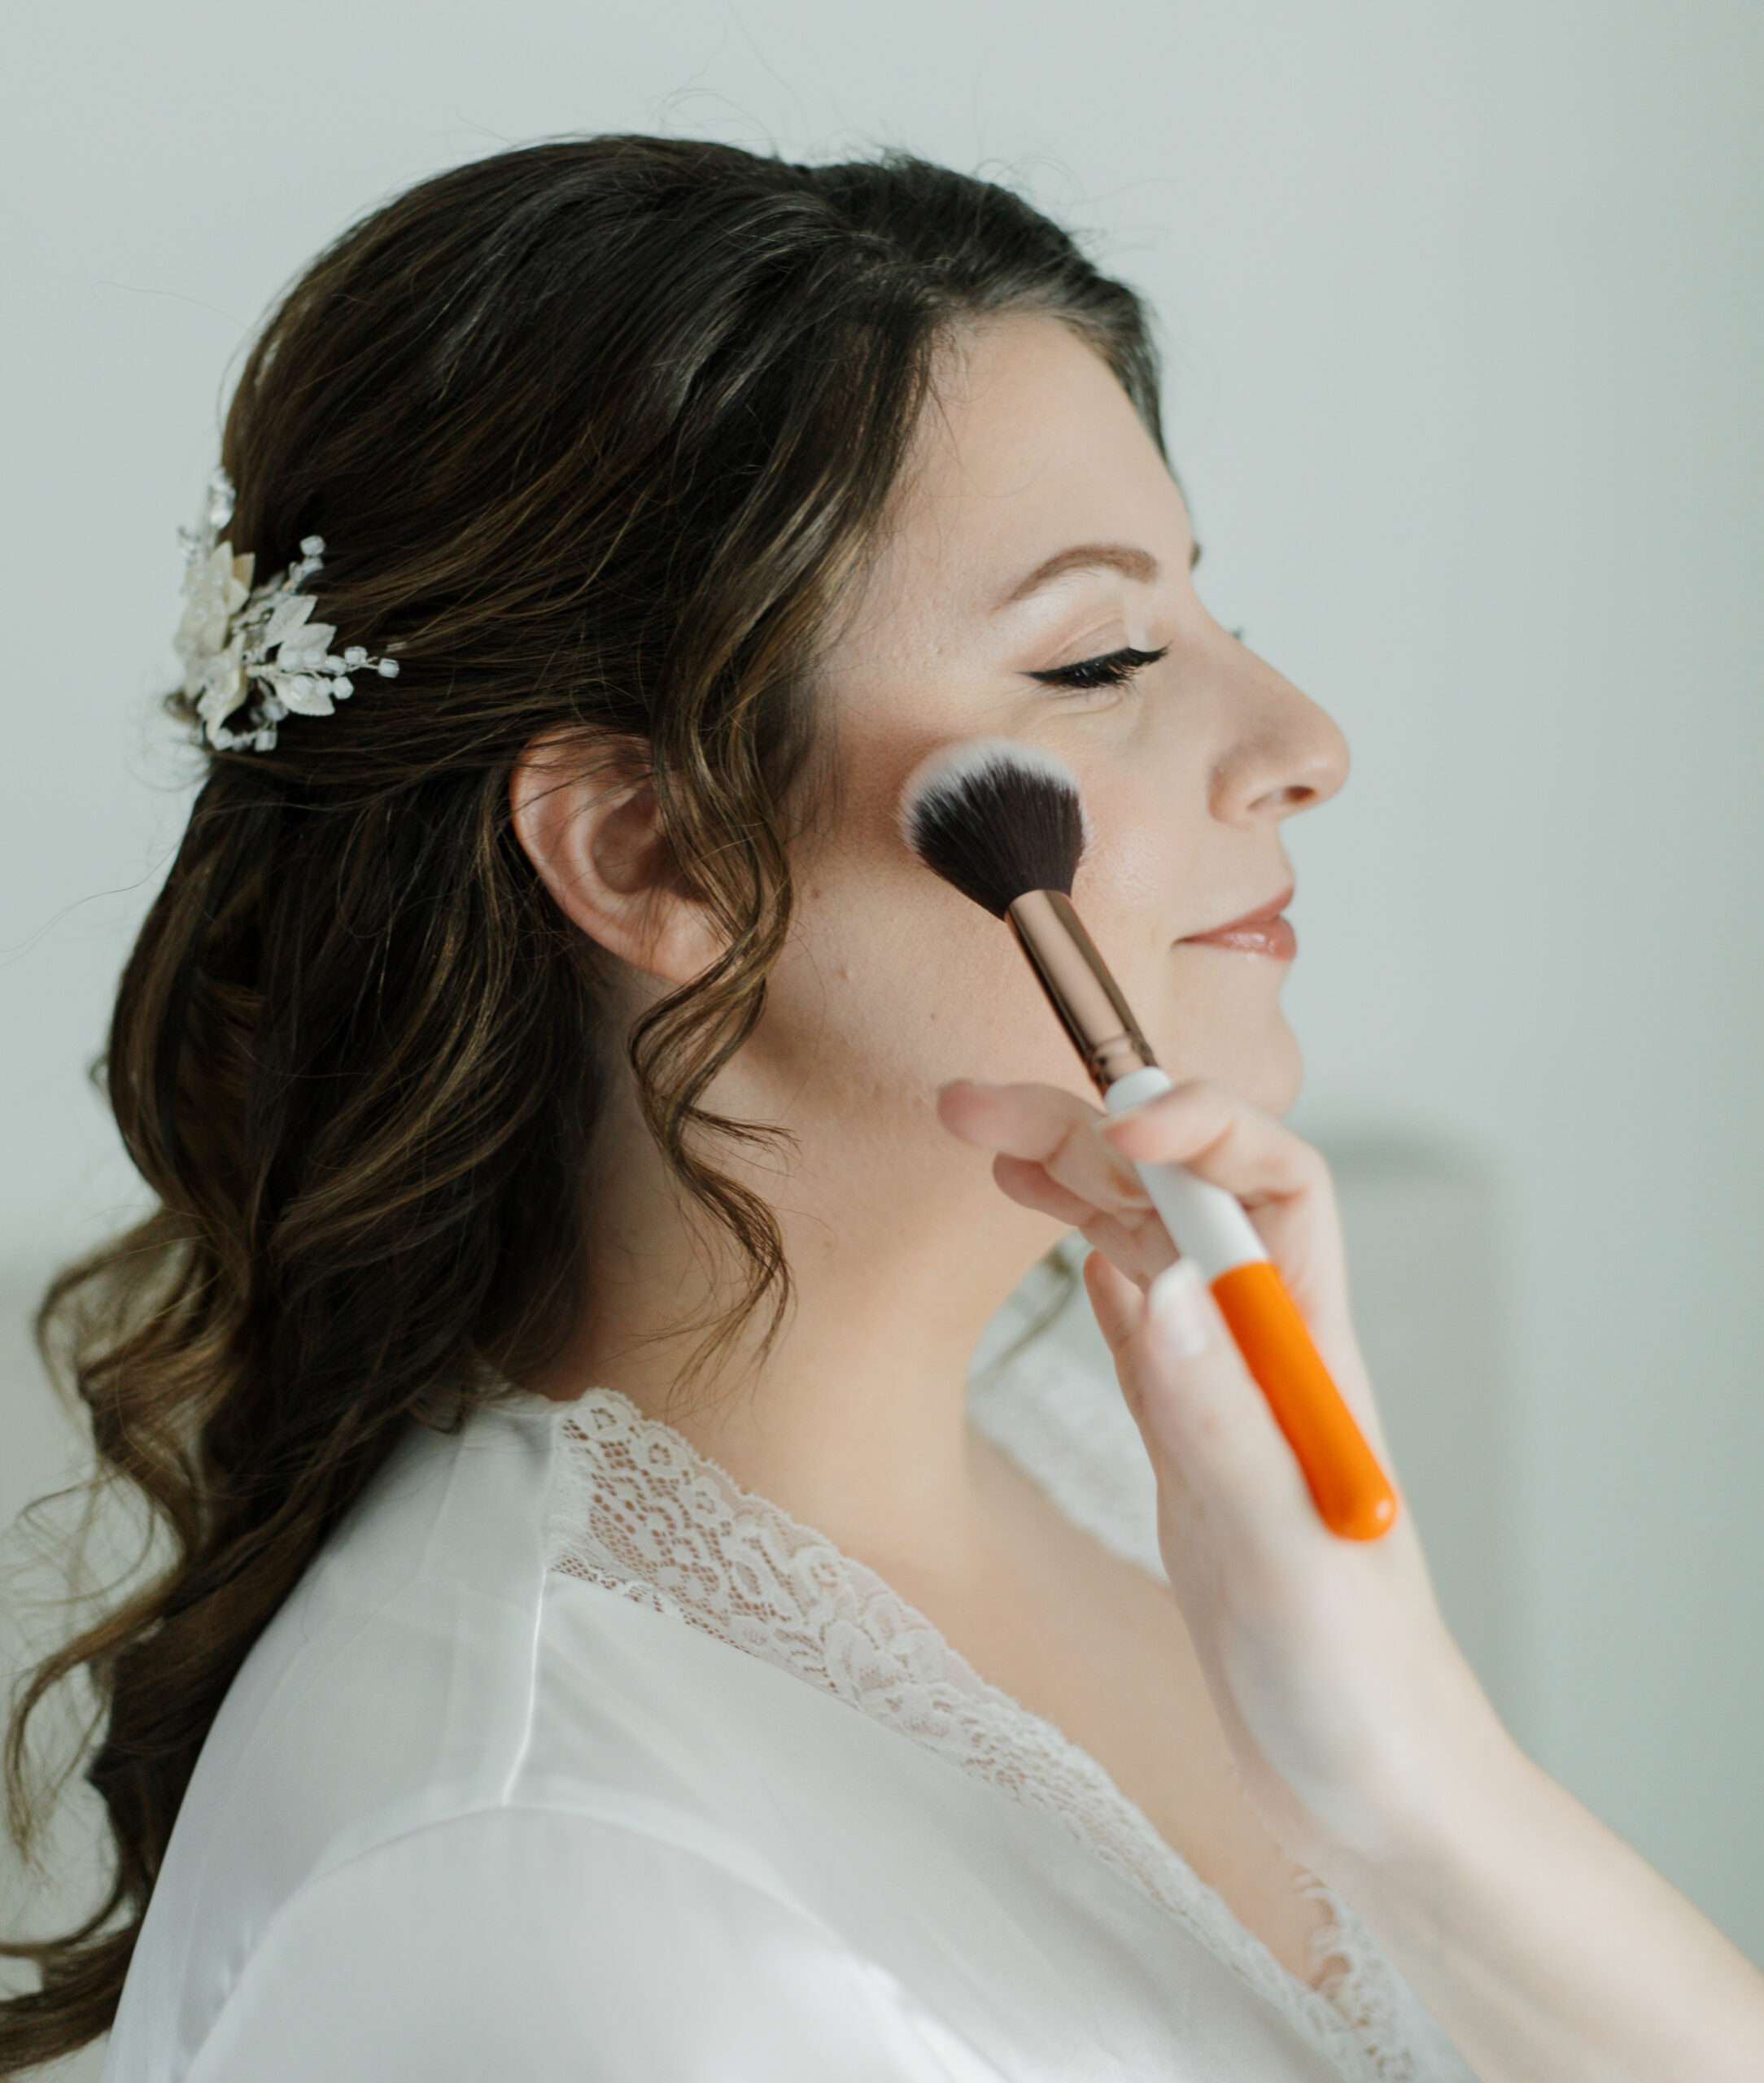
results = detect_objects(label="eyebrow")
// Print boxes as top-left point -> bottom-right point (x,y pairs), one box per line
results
997,538 -> 1200,606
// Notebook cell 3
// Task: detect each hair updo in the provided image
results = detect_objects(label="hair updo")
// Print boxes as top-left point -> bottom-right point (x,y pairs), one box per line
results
0,135 -> 1161,2068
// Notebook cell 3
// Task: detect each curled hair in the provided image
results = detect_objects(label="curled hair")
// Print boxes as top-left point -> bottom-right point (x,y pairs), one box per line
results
0,135 -> 1161,2071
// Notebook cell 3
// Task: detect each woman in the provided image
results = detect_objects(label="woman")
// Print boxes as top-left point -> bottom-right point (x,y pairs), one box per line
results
2,136 -> 1759,2082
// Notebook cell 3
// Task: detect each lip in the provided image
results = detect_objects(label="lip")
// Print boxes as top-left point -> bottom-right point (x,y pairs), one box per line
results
1180,886 -> 1297,961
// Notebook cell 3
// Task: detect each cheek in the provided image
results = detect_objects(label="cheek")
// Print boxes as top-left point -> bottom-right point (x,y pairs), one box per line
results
1067,754 -> 1200,960
1064,769 -> 1304,1116
763,711 -> 1302,1116
764,707 -> 1098,1098
767,845 -> 1095,1103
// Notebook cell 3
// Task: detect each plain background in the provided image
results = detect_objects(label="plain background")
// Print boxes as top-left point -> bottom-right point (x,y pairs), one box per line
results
3,0 -> 1761,2063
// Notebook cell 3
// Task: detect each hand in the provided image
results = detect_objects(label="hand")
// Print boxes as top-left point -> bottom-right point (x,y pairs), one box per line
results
941,1076 -> 1764,2081
937,1075 -> 1504,1880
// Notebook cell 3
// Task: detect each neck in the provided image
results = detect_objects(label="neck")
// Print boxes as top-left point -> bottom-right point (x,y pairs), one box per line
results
522,1062 -> 1061,1570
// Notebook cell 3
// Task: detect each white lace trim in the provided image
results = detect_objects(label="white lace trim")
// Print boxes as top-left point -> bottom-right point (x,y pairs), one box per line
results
544,1358 -> 1470,2083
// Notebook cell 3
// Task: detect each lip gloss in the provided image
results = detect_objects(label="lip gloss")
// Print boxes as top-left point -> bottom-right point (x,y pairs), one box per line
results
1181,889 -> 1297,961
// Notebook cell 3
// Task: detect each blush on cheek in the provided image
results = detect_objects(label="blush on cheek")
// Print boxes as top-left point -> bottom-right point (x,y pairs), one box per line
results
1072,770 -> 1199,929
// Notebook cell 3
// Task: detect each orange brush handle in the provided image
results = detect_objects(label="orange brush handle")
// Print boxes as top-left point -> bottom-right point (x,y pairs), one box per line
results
1209,1260 -> 1398,1541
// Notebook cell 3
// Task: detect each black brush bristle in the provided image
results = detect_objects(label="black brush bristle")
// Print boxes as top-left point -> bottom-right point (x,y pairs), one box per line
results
897,739 -> 1089,918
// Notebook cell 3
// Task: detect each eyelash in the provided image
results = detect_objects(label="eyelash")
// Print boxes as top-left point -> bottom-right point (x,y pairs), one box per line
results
1028,644 -> 1169,692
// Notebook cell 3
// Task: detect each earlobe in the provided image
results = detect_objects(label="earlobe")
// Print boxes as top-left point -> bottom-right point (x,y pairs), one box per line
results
509,731 -> 723,984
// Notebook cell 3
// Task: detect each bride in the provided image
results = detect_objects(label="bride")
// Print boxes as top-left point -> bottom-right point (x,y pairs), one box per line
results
2,135 -> 1759,2081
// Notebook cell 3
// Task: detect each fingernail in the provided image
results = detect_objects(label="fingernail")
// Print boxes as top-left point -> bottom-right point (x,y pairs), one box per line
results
1146,1259 -> 1211,1360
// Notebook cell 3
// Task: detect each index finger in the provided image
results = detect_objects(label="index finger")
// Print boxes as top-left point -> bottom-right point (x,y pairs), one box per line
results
937,1079 -> 1146,1216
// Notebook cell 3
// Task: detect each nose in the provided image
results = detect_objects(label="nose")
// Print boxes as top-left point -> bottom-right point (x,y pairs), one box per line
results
1207,648 -> 1349,826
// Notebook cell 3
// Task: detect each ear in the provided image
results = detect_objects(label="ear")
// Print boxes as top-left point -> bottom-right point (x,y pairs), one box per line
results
509,729 -> 724,985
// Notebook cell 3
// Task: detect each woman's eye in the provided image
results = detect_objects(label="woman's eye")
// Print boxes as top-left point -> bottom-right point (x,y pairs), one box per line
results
1028,644 -> 1169,692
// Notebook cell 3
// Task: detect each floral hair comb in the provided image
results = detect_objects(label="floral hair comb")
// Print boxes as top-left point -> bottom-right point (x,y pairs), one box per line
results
174,469 -> 399,752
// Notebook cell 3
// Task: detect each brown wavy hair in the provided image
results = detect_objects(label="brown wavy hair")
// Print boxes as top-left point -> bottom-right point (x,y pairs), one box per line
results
0,134 -> 1161,2071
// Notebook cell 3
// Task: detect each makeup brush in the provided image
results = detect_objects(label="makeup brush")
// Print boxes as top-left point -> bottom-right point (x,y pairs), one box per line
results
900,737 -> 1397,1542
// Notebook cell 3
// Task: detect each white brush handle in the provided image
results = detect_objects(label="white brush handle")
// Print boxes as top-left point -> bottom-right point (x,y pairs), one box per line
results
1104,1067 -> 1267,1277
1102,1064 -> 1397,1540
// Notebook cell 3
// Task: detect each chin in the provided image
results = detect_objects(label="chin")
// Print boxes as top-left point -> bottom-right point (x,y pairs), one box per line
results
1244,1019 -> 1305,1117
1181,1015 -> 1303,1120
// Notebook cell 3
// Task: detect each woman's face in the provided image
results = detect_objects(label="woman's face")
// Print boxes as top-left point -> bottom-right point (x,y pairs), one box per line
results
742,313 -> 1347,1142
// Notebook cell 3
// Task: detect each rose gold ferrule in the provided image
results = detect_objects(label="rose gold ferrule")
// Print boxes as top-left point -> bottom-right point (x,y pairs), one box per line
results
1004,889 -> 1158,1096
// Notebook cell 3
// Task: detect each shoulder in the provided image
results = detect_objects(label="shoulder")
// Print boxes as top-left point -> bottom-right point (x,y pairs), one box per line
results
117,1393 -> 991,2083
184,1394 -> 569,1843
182,1805 -> 994,2083
110,1399 -> 578,2076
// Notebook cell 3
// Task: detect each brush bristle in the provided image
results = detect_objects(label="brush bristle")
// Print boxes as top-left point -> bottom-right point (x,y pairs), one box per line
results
897,738 -> 1089,917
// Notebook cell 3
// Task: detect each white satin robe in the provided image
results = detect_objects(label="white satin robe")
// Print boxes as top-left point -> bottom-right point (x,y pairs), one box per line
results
102,1346 -> 1475,2081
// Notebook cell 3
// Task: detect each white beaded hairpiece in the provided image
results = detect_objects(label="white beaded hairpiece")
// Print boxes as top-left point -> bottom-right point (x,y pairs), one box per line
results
174,469 -> 399,753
